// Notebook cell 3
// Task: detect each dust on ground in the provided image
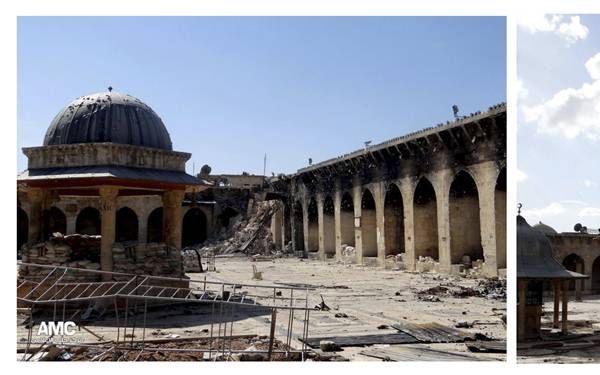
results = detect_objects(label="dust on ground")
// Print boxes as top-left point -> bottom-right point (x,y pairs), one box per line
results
17,257 -> 506,361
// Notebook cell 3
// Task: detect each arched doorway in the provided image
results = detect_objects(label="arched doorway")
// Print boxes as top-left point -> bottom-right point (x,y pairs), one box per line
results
182,208 -> 207,247
43,207 -> 67,240
147,207 -> 163,243
116,207 -> 138,242
218,207 -> 240,229
563,254 -> 585,291
414,178 -> 438,260
307,198 -> 318,252
17,207 -> 28,250
340,192 -> 355,249
592,256 -> 600,293
449,171 -> 482,265
76,207 -> 101,235
323,196 -> 335,257
384,184 -> 404,256
361,189 -> 377,257
293,200 -> 304,251
495,167 -> 507,268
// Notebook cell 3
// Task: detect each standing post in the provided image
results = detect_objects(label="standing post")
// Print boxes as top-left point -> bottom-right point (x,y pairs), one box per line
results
562,280 -> 569,335
267,308 -> 277,361
553,280 -> 560,329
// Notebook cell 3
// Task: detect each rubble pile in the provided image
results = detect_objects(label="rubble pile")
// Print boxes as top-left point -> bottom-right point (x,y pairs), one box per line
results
112,242 -> 180,278
416,279 -> 506,301
19,233 -> 180,281
183,200 -> 281,260
19,233 -> 102,281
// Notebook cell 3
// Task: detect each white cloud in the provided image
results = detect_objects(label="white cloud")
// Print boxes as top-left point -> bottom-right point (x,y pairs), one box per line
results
518,15 -> 589,45
585,52 -> 600,80
522,202 -> 566,219
522,53 -> 600,140
579,207 -> 600,217
516,168 -> 528,183
560,199 -> 586,206
584,179 -> 597,188
516,78 -> 529,100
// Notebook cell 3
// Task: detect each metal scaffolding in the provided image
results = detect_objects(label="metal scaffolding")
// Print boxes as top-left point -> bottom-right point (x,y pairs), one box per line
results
17,262 -> 316,361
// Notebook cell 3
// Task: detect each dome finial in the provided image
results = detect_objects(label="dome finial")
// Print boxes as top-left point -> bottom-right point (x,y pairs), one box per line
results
517,202 -> 522,215
108,86 -> 113,92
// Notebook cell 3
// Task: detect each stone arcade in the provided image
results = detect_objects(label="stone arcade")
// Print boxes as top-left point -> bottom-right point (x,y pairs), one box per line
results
270,104 -> 507,277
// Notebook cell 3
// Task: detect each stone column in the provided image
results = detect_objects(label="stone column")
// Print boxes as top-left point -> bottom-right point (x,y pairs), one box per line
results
553,280 -> 561,329
163,190 -> 185,276
561,280 -> 569,334
399,178 -> 416,271
302,197 -> 309,256
26,188 -> 45,244
352,183 -> 363,264
373,182 -> 386,267
316,193 -> 325,260
471,161 -> 500,277
138,208 -> 148,243
517,280 -> 527,341
66,214 -> 77,235
432,170 -> 452,274
334,188 -> 343,261
99,186 -> 119,280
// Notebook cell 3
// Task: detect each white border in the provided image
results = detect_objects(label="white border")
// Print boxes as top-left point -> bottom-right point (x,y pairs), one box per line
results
4,1 -> 600,374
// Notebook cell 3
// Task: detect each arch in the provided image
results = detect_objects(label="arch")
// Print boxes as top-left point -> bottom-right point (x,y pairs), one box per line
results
307,198 -> 318,252
563,253 -> 585,291
592,256 -> 600,293
43,206 -> 67,240
17,207 -> 28,250
218,207 -> 240,229
182,208 -> 207,247
116,207 -> 139,242
147,207 -> 164,243
293,200 -> 305,251
322,195 -> 335,257
413,177 -> 438,261
76,207 -> 101,235
340,192 -> 355,249
449,170 -> 482,265
384,183 -> 404,256
361,189 -> 377,257
495,167 -> 507,268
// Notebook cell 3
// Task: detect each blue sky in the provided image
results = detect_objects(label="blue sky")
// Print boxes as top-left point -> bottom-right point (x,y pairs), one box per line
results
518,14 -> 600,232
18,17 -> 505,177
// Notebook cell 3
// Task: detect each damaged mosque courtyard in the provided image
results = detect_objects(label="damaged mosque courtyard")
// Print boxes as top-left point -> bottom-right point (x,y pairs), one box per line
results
16,90 -> 507,361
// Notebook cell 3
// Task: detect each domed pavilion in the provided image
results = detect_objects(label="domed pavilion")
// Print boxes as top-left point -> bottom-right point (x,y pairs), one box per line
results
517,214 -> 587,341
17,89 -> 205,280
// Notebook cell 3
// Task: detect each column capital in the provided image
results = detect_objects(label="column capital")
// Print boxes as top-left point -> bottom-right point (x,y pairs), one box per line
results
99,186 -> 119,212
24,187 -> 46,202
163,189 -> 185,207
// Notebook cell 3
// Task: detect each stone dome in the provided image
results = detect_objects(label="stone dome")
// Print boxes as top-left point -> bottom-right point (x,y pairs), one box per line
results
43,90 -> 173,150
533,221 -> 558,235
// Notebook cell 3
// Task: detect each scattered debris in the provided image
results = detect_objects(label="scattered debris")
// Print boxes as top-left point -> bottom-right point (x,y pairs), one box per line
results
315,295 -> 331,311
